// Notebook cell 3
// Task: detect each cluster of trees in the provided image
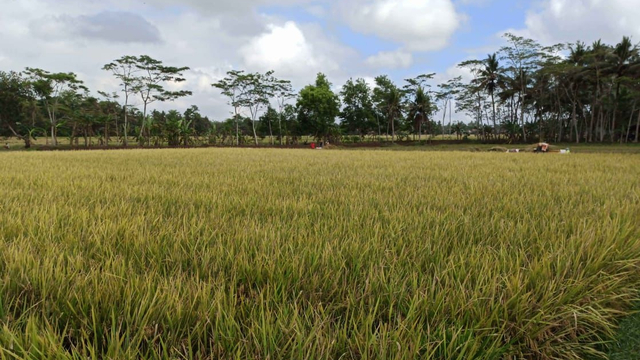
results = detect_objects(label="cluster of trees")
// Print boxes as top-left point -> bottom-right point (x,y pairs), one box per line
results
214,71 -> 445,145
0,56 -> 198,148
215,30 -> 640,145
2,33 -> 640,148
458,34 -> 640,143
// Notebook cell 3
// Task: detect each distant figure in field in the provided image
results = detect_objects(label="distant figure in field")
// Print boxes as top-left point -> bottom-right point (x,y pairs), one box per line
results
3,143 -> 9,150
535,142 -> 549,153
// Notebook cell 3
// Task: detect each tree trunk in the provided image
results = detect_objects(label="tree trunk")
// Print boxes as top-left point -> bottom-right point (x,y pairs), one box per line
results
634,108 -> 640,143
520,94 -> 526,143
611,82 -> 621,142
599,110 -> 606,142
588,100 -> 596,143
51,123 -> 57,146
123,107 -> 129,147
115,113 -> 120,145
251,119 -> 259,146
7,125 -> 31,150
624,102 -> 636,144
448,100 -> 453,136
105,117 -> 110,146
50,106 -> 58,146
140,103 -> 148,146
278,114 -> 283,146
235,109 -> 240,146
611,103 -> 618,143
390,114 -> 395,142
441,100 -> 447,139
70,124 -> 77,145
571,100 -> 579,144
491,91 -> 497,132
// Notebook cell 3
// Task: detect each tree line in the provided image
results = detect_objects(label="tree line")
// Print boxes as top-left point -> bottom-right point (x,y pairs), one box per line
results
1,33 -> 640,149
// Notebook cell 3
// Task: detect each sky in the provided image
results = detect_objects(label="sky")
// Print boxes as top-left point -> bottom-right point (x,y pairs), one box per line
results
1,0 -> 640,122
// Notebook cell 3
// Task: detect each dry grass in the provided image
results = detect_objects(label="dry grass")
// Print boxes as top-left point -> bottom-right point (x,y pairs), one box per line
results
0,148 -> 639,359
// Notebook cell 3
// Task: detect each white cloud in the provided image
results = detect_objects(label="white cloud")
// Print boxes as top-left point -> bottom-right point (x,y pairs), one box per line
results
138,0 -> 317,14
0,0 -> 349,121
339,0 -> 464,52
239,21 -> 356,88
0,1 -> 266,121
365,50 -> 413,69
241,22 -> 321,74
0,0 -> 465,122
30,12 -> 162,44
435,63 -> 475,85
521,0 -> 640,45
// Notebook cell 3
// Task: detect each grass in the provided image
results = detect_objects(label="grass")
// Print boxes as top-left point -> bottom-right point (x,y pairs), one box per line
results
0,148 -> 639,359
5,135 -> 640,154
363,142 -> 640,154
607,307 -> 640,359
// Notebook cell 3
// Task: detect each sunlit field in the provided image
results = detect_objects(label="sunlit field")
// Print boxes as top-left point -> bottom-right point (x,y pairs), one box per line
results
1,149 -> 639,359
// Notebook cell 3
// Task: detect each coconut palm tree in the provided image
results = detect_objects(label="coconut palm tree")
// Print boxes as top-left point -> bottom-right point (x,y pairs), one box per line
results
476,53 -> 503,132
608,36 -> 640,141
407,86 -> 433,139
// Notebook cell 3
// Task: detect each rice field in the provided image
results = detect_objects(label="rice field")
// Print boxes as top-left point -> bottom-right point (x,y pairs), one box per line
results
0,148 -> 639,360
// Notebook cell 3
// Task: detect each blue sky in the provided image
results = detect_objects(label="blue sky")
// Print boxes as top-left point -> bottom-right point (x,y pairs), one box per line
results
258,0 -> 534,77
1,0 -> 638,120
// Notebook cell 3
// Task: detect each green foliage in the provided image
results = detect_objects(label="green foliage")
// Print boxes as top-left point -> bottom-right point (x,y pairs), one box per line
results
0,71 -> 42,148
373,75 -> 403,141
5,31 -> 640,148
22,68 -> 86,146
297,73 -> 341,141
213,70 -> 285,146
340,78 -> 376,138
103,55 -> 192,146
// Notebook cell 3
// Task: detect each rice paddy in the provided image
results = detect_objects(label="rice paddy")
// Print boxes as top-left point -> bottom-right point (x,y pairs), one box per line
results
0,148 -> 639,359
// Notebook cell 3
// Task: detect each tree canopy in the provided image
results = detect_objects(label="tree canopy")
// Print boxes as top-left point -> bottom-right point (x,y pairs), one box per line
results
3,33 -> 640,149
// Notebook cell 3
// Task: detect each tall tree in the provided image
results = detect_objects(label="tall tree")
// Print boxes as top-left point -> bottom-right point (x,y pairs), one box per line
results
270,76 -> 295,146
340,78 -> 376,139
131,55 -> 192,145
476,54 -> 503,132
297,73 -> 341,142
213,70 -> 249,146
373,75 -> 403,142
103,56 -> 140,147
404,74 -> 436,139
240,71 -> 275,146
97,91 -> 120,146
259,107 -> 279,141
608,36 -> 639,141
499,34 -> 542,142
436,76 -> 462,137
458,60 -> 487,140
0,71 -> 43,148
24,68 -> 86,146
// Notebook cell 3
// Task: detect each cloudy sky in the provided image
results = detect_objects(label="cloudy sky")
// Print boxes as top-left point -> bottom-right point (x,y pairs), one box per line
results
1,0 -> 639,121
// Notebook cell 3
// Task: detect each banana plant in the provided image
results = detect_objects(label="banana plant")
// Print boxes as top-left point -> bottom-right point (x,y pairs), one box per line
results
12,122 -> 44,149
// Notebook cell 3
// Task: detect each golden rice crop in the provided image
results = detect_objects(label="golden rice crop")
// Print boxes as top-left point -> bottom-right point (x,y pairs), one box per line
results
0,148 -> 639,359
